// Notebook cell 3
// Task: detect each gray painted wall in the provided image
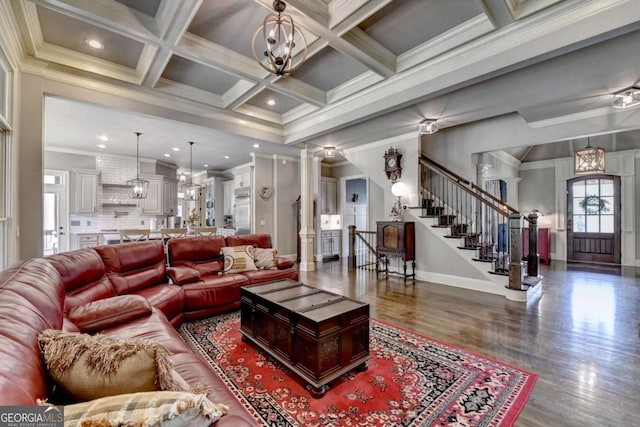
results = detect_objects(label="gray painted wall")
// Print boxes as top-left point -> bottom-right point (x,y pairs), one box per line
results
636,158 -> 640,256
519,167 -> 557,255
253,156 -> 273,236
275,157 -> 300,256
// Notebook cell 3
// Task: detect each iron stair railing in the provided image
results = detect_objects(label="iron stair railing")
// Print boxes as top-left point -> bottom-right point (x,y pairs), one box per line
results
347,225 -> 377,270
419,154 -> 540,290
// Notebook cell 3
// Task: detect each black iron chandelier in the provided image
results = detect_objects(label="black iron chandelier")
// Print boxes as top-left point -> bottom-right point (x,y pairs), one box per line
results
252,0 -> 307,76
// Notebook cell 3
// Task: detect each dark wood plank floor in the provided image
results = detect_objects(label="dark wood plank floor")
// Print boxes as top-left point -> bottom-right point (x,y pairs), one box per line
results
299,260 -> 640,427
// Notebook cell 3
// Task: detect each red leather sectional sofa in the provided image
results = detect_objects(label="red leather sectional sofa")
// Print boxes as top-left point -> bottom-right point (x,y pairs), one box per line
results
0,234 -> 297,426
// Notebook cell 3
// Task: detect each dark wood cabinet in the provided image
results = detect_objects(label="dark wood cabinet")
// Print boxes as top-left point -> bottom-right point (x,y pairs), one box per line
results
376,221 -> 415,281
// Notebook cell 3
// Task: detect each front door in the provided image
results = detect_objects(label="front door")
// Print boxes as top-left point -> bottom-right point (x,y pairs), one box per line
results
567,175 -> 620,264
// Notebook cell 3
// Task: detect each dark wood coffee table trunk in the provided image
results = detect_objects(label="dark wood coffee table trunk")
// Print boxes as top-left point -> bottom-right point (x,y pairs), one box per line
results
240,280 -> 370,397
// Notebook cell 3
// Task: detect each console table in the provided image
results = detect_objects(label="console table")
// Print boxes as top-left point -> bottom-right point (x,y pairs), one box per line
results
376,221 -> 415,282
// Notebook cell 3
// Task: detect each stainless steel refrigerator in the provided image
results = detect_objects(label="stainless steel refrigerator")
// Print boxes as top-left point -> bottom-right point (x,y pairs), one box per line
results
234,187 -> 250,234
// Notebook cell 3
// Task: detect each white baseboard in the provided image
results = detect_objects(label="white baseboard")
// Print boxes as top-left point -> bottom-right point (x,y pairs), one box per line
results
415,270 -> 542,302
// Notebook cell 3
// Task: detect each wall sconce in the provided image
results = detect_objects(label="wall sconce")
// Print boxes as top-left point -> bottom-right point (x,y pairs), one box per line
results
419,119 -> 439,135
612,86 -> 640,108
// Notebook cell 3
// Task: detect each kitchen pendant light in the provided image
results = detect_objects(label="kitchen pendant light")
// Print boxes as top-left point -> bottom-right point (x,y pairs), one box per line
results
182,141 -> 200,201
127,132 -> 148,199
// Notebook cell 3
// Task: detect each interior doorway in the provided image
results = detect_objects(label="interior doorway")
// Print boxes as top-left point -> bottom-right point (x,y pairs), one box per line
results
566,175 -> 621,264
43,171 -> 69,255
342,177 -> 368,256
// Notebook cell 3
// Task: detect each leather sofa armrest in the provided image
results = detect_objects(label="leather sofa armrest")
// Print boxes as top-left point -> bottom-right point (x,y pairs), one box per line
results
168,266 -> 201,285
276,257 -> 295,269
67,294 -> 152,333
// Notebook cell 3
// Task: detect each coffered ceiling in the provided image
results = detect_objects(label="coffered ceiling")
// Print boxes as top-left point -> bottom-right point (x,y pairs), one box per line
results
3,0 -> 640,170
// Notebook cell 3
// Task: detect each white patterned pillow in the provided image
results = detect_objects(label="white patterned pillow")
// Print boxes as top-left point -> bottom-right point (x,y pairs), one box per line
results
221,245 -> 258,273
61,391 -> 228,427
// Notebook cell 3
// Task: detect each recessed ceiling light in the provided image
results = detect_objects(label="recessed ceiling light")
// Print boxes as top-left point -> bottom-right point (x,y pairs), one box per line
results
239,120 -> 247,125
172,147 -> 180,151
96,144 -> 106,149
85,38 -> 104,49
267,99 -> 276,106
203,164 -> 209,168
253,144 -> 260,148
98,135 -> 108,142
224,155 -> 230,159
163,153 -> 170,158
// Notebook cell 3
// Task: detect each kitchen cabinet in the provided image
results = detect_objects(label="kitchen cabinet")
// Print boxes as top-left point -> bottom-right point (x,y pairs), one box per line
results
72,233 -> 99,250
234,170 -> 251,189
143,176 -> 177,215
320,177 -> 337,214
321,230 -> 341,259
223,180 -> 234,215
163,180 -> 177,215
70,169 -> 100,214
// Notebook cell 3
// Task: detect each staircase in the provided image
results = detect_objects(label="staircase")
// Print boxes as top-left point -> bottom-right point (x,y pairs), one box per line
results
416,155 -> 542,302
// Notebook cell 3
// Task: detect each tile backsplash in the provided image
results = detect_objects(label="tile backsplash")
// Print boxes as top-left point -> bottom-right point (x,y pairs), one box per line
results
70,155 -> 165,232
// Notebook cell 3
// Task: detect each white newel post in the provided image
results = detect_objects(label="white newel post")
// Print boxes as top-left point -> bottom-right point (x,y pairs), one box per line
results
299,148 -> 316,271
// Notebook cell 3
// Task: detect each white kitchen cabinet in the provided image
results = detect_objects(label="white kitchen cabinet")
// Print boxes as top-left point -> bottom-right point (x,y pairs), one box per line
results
70,169 -> 100,214
163,180 -> 177,215
223,180 -> 234,215
74,233 -> 99,250
321,230 -> 341,259
234,170 -> 251,189
320,177 -> 337,214
143,176 -> 177,215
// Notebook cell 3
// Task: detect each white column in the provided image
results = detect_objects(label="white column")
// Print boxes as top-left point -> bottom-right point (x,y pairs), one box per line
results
502,177 -> 522,209
299,148 -> 315,271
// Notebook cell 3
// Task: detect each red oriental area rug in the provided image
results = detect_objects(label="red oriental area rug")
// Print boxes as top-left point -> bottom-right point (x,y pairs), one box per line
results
179,311 -> 537,426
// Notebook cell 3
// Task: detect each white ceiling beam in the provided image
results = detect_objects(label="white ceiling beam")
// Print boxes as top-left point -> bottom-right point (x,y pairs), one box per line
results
270,76 -> 326,107
141,0 -> 202,88
329,0 -> 389,29
226,82 -> 269,112
177,33 -> 266,82
282,0 -> 328,28
339,27 -> 395,77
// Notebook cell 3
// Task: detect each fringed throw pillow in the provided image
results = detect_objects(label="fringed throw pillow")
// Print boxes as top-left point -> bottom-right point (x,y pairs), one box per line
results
221,245 -> 258,273
58,391 -> 228,427
38,330 -> 188,403
249,247 -> 278,270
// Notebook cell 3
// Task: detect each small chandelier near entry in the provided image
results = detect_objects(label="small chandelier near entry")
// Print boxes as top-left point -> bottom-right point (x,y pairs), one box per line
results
252,0 -> 307,76
574,138 -> 605,175
182,141 -> 200,201
128,132 -> 148,199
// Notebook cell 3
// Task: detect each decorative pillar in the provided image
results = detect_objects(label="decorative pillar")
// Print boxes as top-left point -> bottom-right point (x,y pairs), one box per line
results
527,212 -> 540,277
508,213 -> 525,290
299,148 -> 315,271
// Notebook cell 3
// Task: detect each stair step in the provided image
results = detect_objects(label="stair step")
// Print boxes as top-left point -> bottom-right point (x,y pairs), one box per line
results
488,270 -> 509,276
458,246 -> 480,250
432,225 -> 450,228
472,257 -> 496,263
439,215 -> 456,225
444,235 -> 464,239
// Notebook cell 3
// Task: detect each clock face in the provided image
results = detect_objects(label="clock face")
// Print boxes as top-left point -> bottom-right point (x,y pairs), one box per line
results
260,186 -> 272,199
387,158 -> 396,168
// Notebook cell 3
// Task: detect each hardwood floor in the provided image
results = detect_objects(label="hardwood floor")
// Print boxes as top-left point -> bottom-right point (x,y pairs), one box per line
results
298,260 -> 640,427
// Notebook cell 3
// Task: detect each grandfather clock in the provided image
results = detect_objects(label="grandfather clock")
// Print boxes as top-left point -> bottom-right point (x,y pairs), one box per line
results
376,221 -> 415,282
